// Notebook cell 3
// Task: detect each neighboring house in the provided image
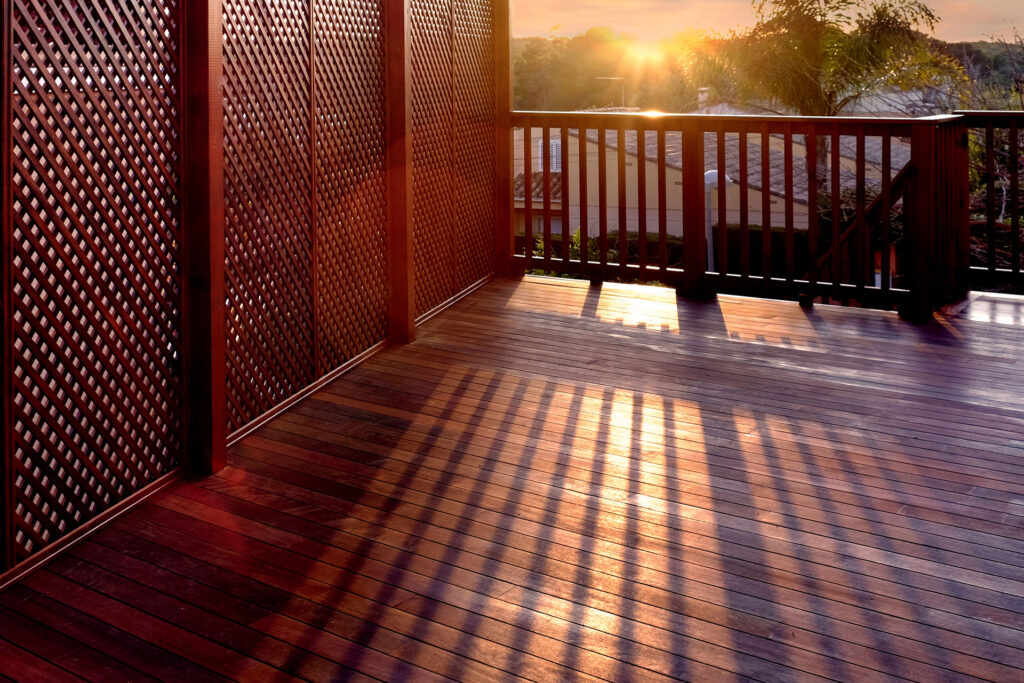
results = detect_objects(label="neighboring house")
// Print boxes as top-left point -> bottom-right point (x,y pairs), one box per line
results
513,105 -> 911,242
845,88 -> 953,117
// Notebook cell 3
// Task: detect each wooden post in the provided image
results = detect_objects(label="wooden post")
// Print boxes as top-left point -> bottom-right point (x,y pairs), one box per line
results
494,0 -> 512,276
904,115 -> 967,320
181,0 -> 227,474
903,120 -> 937,321
386,0 -> 415,343
953,118 -> 972,301
681,118 -> 706,297
936,116 -> 970,304
2,0 -> 13,570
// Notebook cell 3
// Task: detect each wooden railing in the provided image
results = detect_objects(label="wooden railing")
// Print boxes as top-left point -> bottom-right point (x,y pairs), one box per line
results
510,111 -> 972,316
957,111 -> 1024,289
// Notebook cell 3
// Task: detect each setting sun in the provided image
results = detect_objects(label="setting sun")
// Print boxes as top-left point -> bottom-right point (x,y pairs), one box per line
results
625,41 -> 668,66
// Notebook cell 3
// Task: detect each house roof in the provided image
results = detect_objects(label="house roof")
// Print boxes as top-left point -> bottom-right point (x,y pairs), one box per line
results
514,171 -> 563,202
515,107 -> 913,204
590,127 -> 911,201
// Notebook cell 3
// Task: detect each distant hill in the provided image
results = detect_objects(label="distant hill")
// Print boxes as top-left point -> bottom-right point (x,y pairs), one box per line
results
943,40 -> 1024,92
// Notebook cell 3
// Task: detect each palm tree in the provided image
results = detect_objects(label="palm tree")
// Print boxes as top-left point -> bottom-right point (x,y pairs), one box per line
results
712,0 -> 965,185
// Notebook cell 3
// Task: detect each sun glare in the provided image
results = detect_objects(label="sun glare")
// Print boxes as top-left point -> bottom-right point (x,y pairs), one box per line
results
625,41 -> 667,67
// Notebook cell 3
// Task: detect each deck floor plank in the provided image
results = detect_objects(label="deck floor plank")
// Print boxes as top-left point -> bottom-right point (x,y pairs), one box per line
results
2,276 -> 1024,681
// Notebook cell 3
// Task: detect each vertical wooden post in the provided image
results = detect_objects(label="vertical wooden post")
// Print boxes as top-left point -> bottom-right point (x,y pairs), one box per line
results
310,2 -> 320,377
493,0 -> 512,276
939,116 -> 970,304
386,0 -> 415,343
2,0 -> 14,570
681,118 -> 706,297
903,120 -> 937,321
181,0 -> 227,474
954,118 -> 972,300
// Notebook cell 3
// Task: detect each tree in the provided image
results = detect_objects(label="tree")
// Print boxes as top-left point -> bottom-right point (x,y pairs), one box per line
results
513,29 -> 698,112
700,0 -> 966,190
726,0 -> 964,116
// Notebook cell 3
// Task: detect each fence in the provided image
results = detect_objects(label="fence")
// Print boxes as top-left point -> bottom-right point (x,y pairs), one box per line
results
1,0 -> 503,583
511,111 -> 972,314
958,111 -> 1024,290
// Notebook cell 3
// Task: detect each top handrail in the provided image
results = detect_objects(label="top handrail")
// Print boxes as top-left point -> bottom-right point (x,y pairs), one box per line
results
954,110 -> 1024,120
511,110 -> 965,127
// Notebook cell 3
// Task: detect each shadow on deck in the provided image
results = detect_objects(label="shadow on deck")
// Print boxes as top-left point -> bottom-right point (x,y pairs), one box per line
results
3,275 -> 1024,681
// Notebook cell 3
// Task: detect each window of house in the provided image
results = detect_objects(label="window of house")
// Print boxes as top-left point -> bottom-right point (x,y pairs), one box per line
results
536,137 -> 562,173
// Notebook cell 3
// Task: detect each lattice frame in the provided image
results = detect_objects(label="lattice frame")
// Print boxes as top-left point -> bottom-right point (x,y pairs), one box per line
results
411,0 -> 456,316
8,0 -> 184,561
223,0 -> 392,433
223,0 -> 315,432
453,0 -> 497,291
314,0 -> 389,370
412,0 -> 497,316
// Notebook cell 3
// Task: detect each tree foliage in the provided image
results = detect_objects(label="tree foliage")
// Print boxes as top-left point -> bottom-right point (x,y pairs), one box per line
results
511,1 -> 1020,117
716,0 -> 967,115
513,29 -> 696,111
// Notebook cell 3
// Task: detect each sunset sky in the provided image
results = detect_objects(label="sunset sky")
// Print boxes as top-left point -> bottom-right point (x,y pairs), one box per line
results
511,0 -> 1021,43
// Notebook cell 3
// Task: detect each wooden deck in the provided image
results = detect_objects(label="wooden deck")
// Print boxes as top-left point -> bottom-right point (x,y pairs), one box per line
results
3,275 -> 1024,682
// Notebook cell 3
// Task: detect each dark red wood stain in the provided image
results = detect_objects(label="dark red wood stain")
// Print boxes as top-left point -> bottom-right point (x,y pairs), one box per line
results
3,277 -> 1024,681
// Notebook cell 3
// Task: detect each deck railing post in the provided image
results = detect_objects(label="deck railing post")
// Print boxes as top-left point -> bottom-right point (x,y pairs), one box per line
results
681,118 -> 708,297
905,116 -> 969,320
494,0 -> 512,276
902,121 -> 938,320
181,0 -> 227,474
946,117 -> 971,303
386,0 -> 415,343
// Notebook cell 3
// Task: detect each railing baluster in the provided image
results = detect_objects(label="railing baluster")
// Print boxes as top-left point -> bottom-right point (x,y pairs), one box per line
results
618,122 -> 628,275
881,131 -> 891,293
579,126 -> 589,273
542,125 -> 552,266
657,126 -> 667,272
856,130 -> 867,292
739,125 -> 749,279
831,125 -> 841,301
807,125 -> 819,299
638,127 -> 648,275
598,126 -> 608,268
986,122 -> 996,273
761,123 -> 771,289
784,124 -> 795,289
717,124 -> 727,276
1012,120 -> 1020,280
561,122 -> 570,264
523,125 -> 532,269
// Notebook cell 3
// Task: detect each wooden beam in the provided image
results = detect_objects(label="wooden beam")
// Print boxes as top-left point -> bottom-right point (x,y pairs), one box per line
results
680,119 -> 706,297
493,0 -> 512,276
181,0 -> 227,474
386,0 -> 415,344
2,0 -> 14,570
903,121 -> 936,321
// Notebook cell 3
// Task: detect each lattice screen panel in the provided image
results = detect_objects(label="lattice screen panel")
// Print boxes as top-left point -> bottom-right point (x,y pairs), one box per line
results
223,0 -> 315,431
224,0 -> 392,433
9,0 -> 184,562
412,0 -> 497,316
314,0 -> 388,370
453,0 -> 497,291
411,0 -> 456,316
